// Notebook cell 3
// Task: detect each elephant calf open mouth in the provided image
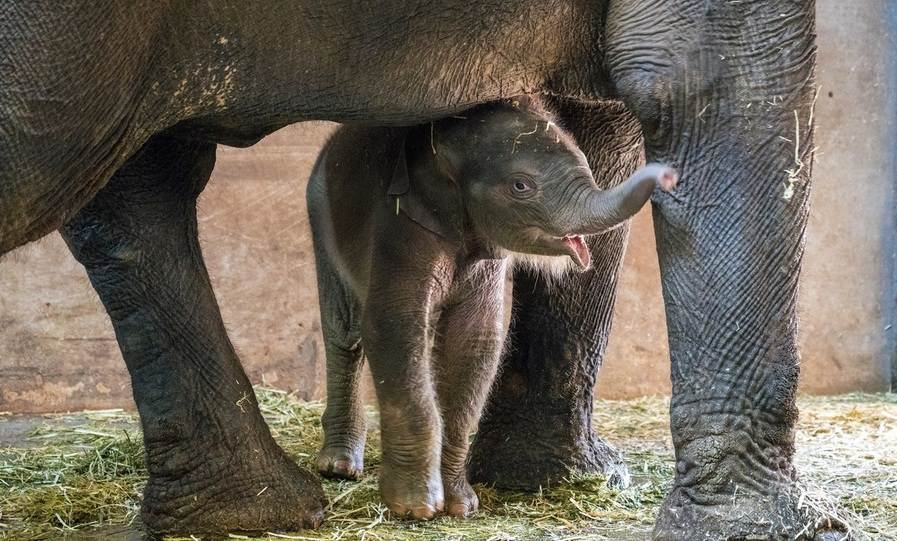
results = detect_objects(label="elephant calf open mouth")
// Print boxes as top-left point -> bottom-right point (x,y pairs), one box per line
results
559,235 -> 591,269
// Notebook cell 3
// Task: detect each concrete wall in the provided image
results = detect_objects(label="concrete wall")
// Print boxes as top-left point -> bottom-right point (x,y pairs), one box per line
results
798,1 -> 897,393
0,2 -> 894,413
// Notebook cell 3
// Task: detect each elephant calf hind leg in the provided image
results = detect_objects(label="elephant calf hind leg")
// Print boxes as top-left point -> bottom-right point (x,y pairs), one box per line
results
61,134 -> 325,535
314,262 -> 367,480
316,341 -> 366,480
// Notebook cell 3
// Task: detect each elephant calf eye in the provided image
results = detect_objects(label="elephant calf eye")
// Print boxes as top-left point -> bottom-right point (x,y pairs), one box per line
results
509,176 -> 536,197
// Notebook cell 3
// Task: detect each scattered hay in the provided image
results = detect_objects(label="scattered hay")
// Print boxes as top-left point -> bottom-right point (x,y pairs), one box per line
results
794,394 -> 897,539
0,390 -> 893,540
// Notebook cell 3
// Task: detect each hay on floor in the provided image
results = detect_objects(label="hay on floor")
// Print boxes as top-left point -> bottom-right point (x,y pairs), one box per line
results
0,389 -> 894,540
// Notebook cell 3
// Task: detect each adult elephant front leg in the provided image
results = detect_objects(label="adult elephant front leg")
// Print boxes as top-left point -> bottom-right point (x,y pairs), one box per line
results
61,135 -> 325,535
469,100 -> 645,490
607,1 -> 844,539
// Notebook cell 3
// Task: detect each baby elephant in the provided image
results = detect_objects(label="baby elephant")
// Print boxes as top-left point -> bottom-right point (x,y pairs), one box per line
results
306,97 -> 676,519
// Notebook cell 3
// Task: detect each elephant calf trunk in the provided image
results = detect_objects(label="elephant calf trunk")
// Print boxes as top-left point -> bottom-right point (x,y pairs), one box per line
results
576,163 -> 678,236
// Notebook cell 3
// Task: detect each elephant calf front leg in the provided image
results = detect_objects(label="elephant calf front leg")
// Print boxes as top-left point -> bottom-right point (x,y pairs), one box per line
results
61,134 -> 325,535
432,262 -> 507,517
362,294 -> 444,519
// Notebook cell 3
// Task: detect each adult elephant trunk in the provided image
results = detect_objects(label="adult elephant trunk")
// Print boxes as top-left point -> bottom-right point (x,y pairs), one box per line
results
573,163 -> 677,236
607,1 -> 844,540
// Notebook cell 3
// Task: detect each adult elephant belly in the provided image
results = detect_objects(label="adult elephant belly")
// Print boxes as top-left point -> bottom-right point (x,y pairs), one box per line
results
167,1 -> 607,145
1,1 -> 603,252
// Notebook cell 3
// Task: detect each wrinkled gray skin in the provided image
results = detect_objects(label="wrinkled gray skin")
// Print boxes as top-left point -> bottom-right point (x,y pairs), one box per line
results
307,99 -> 676,519
1,1 -> 843,539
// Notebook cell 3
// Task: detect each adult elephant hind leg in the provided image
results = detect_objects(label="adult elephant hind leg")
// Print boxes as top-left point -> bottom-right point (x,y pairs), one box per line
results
60,134 -> 325,535
468,100 -> 644,491
606,1 -> 846,539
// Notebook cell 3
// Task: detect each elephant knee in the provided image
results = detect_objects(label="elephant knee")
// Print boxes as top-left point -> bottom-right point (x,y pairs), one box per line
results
611,66 -> 669,136
606,9 -> 724,149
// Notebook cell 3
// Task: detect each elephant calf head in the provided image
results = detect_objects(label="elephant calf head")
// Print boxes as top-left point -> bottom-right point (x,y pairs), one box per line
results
389,96 -> 678,275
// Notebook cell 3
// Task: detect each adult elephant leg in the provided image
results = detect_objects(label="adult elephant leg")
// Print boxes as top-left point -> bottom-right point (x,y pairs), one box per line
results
607,1 -> 843,539
60,134 -> 325,535
468,100 -> 644,490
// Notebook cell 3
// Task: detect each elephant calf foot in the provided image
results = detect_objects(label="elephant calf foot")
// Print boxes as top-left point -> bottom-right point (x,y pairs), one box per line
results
141,436 -> 326,535
316,442 -> 365,480
379,465 -> 444,520
444,477 -> 479,518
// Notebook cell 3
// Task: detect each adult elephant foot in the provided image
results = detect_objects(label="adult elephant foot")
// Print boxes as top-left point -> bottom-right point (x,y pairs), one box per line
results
654,479 -> 848,541
61,134 -> 325,535
141,418 -> 325,535
467,397 -> 629,490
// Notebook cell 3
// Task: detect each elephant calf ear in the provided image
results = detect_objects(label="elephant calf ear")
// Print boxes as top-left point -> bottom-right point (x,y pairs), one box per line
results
387,135 -> 462,242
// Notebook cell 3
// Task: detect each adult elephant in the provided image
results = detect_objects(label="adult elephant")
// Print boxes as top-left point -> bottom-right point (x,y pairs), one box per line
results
1,1 -> 837,539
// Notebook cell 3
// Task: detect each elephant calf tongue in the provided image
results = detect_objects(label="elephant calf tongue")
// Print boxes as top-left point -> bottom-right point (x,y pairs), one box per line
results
563,235 -> 591,270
